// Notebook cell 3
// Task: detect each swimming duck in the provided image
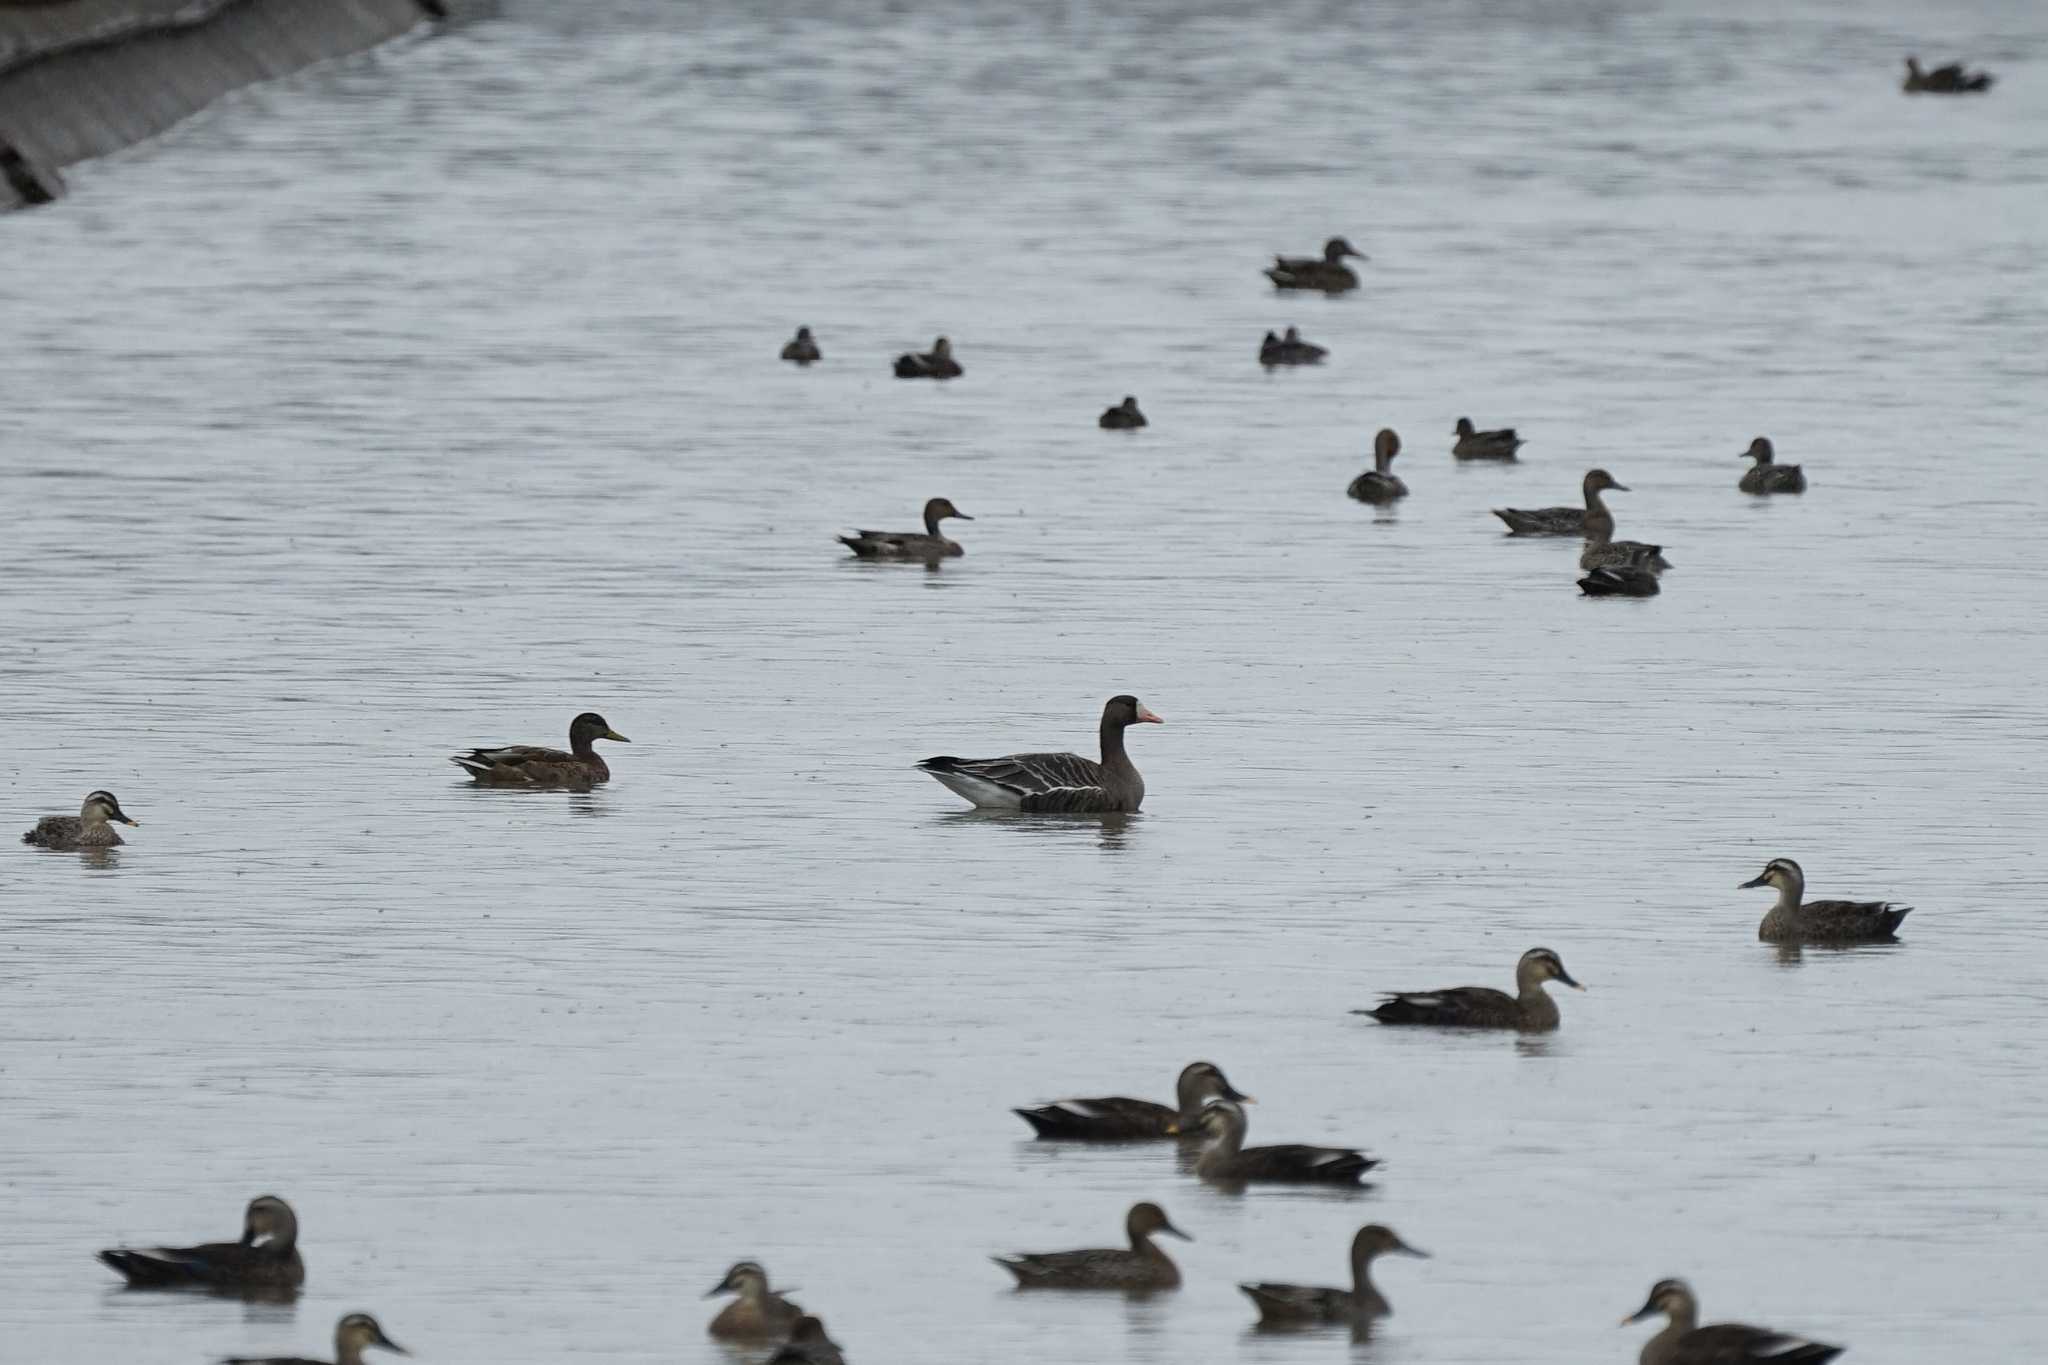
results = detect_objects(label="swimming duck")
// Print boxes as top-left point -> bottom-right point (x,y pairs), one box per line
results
1579,564 -> 1661,597
1265,237 -> 1366,292
1453,417 -> 1524,460
707,1260 -> 804,1340
1495,468 -> 1625,536
1580,522 -> 1670,573
781,326 -> 822,365
1740,857 -> 1911,943
1739,437 -> 1806,493
0,140 -> 60,206
893,336 -> 961,379
1013,1061 -> 1253,1141
1903,56 -> 1993,93
768,1315 -> 846,1365
994,1201 -> 1190,1291
919,694 -> 1161,813
1359,947 -> 1582,1032
452,712 -> 628,788
98,1194 -> 304,1294
23,790 -> 139,848
1624,1279 -> 1843,1365
224,1312 -> 407,1365
838,497 -> 972,560
1240,1225 -> 1429,1327
1346,429 -> 1408,504
1099,396 -> 1147,430
1174,1100 -> 1377,1185
1259,326 -> 1327,367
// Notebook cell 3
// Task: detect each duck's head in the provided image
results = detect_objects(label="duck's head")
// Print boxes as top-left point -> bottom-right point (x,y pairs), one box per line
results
1353,1224 -> 1429,1261
707,1260 -> 771,1299
1177,1061 -> 1252,1107
1905,56 -> 1924,76
1518,947 -> 1583,991
1739,856 -> 1803,892
794,325 -> 813,341
923,497 -> 972,525
1121,395 -> 1141,412
1127,1201 -> 1191,1242
1324,236 -> 1366,261
1622,1278 -> 1695,1325
1262,330 -> 1280,345
240,1195 -> 298,1248
1104,694 -> 1164,729
336,1314 -> 408,1358
1585,468 -> 1629,495
570,712 -> 630,746
1454,417 -> 1476,436
1744,436 -> 1775,464
81,791 -> 139,827
1283,326 -> 1302,342
1374,428 -> 1401,463
930,336 -> 952,357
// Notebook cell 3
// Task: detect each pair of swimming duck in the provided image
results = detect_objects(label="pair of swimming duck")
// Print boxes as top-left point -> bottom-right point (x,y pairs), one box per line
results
1343,419 -> 1530,503
706,1262 -> 845,1362
782,330 -> 961,378
1491,468 -> 1671,598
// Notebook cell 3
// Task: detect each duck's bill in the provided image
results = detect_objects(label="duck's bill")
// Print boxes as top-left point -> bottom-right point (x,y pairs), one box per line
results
1611,482 -> 1632,492
954,512 -> 975,521
1738,873 -> 1770,888
1393,1241 -> 1430,1259
1136,706 -> 1164,724
603,730 -> 631,743
376,1337 -> 410,1357
1558,971 -> 1585,991
118,815 -> 140,826
1160,1222 -> 1193,1242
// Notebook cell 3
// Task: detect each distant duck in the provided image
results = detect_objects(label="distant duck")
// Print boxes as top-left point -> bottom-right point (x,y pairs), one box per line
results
23,790 -> 139,849
0,140 -> 60,206
768,1315 -> 847,1365
225,1313 -> 407,1365
1580,522 -> 1670,574
994,1201 -> 1190,1291
919,694 -> 1161,813
893,336 -> 961,379
1013,1060 -> 1253,1141
707,1261 -> 804,1341
1099,396 -> 1147,429
1739,436 -> 1806,493
1452,417 -> 1524,460
1174,1099 -> 1377,1186
453,712 -> 628,788
1903,56 -> 1993,93
1624,1279 -> 1844,1365
1359,947 -> 1583,1032
1260,325 -> 1327,367
780,326 -> 821,365
1740,857 -> 1911,943
1495,469 -> 1626,537
838,496 -> 972,560
1346,428 -> 1409,504
99,1194 -> 304,1295
1240,1225 -> 1429,1327
1578,564 -> 1661,597
1265,237 -> 1366,292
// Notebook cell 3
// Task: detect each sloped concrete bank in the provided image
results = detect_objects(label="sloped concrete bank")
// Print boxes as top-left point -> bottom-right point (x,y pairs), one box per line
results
0,0 -> 441,206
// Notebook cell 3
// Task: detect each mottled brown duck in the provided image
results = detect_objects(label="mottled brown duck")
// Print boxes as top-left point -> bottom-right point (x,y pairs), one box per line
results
452,712 -> 628,788
1099,396 -> 1147,429
994,1201 -> 1189,1291
1265,237 -> 1366,292
1241,1224 -> 1428,1326
919,695 -> 1161,813
224,1312 -> 407,1365
780,326 -> 821,365
1453,417 -> 1524,460
1741,857 -> 1910,943
1903,56 -> 1993,93
1580,522 -> 1670,573
1624,1279 -> 1843,1365
1495,468 -> 1625,536
1175,1100 -> 1377,1185
1739,437 -> 1806,494
838,497 -> 972,560
893,336 -> 961,379
1013,1061 -> 1252,1141
707,1260 -> 804,1340
98,1194 -> 304,1294
1360,947 -> 1583,1032
1346,429 -> 1409,505
1260,326 -> 1327,367
23,790 -> 139,848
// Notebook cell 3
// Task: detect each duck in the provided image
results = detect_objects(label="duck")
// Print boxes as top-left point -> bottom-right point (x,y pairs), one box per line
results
1452,417 -> 1524,460
1240,1225 -> 1429,1327
0,140 -> 60,206
1013,1060 -> 1253,1141
993,1201 -> 1190,1291
1740,857 -> 1911,943
768,1315 -> 846,1365
1580,522 -> 1670,573
780,326 -> 822,365
23,790 -> 139,848
98,1194 -> 304,1294
1346,429 -> 1408,504
838,497 -> 972,560
1265,237 -> 1366,292
1624,1279 -> 1843,1365
918,694 -> 1161,813
1358,947 -> 1583,1032
1579,564 -> 1661,597
452,712 -> 628,788
1903,56 -> 1993,93
1494,468 -> 1626,536
893,336 -> 961,379
224,1313 -> 407,1365
1739,436 -> 1806,494
707,1260 -> 804,1340
1099,396 -> 1147,430
1174,1100 -> 1377,1185
1259,326 -> 1327,367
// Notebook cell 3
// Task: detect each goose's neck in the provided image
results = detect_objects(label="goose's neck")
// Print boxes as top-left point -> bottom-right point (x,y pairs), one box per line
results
1099,717 -> 1133,773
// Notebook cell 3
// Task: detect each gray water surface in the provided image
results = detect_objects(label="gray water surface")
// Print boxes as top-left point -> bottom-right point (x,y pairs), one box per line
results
5,2 -> 2048,1362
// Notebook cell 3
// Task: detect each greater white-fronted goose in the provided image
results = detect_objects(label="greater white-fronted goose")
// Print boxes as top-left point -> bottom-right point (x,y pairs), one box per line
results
839,497 -> 971,560
1260,326 -> 1327,367
1625,1279 -> 1843,1365
1013,1061 -> 1252,1141
894,336 -> 961,379
1265,237 -> 1366,292
707,1260 -> 804,1340
1241,1225 -> 1428,1327
1453,417 -> 1524,460
1495,469 -> 1625,536
23,790 -> 139,848
1359,947 -> 1583,1032
1174,1100 -> 1377,1185
1100,396 -> 1147,429
1903,57 -> 1993,93
1740,858 -> 1911,943
1739,437 -> 1806,493
224,1312 -> 407,1365
780,326 -> 821,365
918,695 -> 1161,813
1346,428 -> 1408,504
98,1194 -> 304,1295
994,1201 -> 1190,1291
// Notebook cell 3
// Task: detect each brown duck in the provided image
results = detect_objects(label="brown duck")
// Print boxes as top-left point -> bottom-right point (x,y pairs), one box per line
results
224,1313 -> 407,1365
838,497 -> 971,560
99,1194 -> 304,1295
1624,1279 -> 1843,1364
994,1202 -> 1190,1291
452,712 -> 628,788
707,1260 -> 804,1340
1360,947 -> 1583,1031
1013,1061 -> 1252,1141
1175,1100 -> 1377,1185
1241,1225 -> 1429,1326
1741,857 -> 1910,943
